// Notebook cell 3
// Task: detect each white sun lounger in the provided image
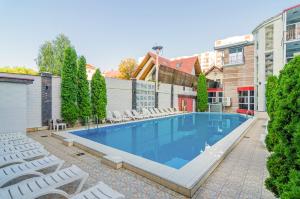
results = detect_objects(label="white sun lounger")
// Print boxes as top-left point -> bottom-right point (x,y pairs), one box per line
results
142,108 -> 154,118
0,165 -> 89,199
106,111 -> 122,123
0,137 -> 37,148
0,142 -> 43,156
0,133 -> 27,142
124,110 -> 137,120
132,109 -> 147,119
113,111 -> 131,122
71,181 -> 125,199
0,148 -> 49,168
0,155 -> 64,188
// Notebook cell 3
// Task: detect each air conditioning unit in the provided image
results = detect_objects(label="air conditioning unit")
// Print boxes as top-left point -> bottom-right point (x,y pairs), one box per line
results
222,97 -> 231,106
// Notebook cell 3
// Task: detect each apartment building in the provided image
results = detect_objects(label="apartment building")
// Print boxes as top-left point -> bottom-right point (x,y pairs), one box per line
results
199,51 -> 223,73
253,4 -> 300,111
213,35 -> 255,114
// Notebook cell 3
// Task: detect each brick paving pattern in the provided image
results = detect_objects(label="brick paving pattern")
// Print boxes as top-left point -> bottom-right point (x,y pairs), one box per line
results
29,118 -> 275,199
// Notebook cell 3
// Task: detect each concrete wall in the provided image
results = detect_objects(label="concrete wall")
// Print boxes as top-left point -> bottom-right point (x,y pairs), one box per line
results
0,82 -> 27,133
52,76 -> 61,120
105,77 -> 132,112
173,85 -> 197,111
0,73 -> 42,128
158,83 -> 172,108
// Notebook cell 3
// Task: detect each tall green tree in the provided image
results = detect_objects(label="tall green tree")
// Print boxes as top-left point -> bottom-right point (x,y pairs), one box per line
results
36,34 -> 71,75
91,69 -> 107,120
61,47 -> 78,125
265,56 -> 300,198
197,74 -> 208,112
77,56 -> 91,124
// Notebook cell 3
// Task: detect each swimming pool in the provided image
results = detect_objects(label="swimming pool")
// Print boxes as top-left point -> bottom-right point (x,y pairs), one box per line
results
72,113 -> 247,169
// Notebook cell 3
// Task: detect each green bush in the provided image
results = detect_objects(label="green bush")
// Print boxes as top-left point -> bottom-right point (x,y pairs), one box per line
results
61,47 -> 78,126
265,56 -> 300,198
197,73 -> 208,112
77,56 -> 91,124
91,69 -> 107,120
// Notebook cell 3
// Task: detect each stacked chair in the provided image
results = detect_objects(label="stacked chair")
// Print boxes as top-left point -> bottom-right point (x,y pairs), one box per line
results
0,132 -> 125,199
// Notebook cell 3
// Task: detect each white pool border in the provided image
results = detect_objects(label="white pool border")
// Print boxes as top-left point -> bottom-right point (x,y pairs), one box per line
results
53,113 -> 256,197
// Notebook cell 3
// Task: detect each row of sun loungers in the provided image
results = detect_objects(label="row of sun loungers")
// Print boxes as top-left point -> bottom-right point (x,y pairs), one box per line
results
0,132 -> 125,199
106,107 -> 183,123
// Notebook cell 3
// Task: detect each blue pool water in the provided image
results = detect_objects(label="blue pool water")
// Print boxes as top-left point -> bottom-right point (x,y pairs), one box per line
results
72,113 -> 247,169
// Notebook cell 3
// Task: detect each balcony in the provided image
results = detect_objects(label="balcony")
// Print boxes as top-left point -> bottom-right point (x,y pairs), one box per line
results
286,22 -> 300,42
207,80 -> 223,89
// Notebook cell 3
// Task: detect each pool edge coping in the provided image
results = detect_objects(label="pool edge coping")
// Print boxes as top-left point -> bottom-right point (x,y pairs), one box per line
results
52,114 -> 257,197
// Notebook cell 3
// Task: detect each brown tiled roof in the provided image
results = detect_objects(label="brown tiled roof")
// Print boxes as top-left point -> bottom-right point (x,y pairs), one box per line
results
204,66 -> 223,76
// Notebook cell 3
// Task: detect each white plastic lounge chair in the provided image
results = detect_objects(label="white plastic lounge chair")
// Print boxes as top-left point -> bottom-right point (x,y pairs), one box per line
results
0,155 -> 64,187
148,108 -> 160,117
163,108 -> 173,115
153,108 -> 164,117
132,109 -> 147,119
124,110 -> 136,120
113,111 -> 131,122
70,181 -> 125,199
0,137 -> 37,148
106,111 -> 122,123
0,133 -> 27,142
0,142 -> 43,156
157,108 -> 168,116
0,148 -> 49,168
141,108 -> 152,118
0,165 -> 89,199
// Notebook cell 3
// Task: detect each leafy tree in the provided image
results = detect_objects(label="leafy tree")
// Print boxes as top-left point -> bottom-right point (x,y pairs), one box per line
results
0,66 -> 38,75
36,41 -> 55,73
36,34 -> 71,75
197,73 -> 208,112
77,56 -> 91,124
265,56 -> 300,197
118,58 -> 137,79
91,69 -> 107,120
61,47 -> 78,126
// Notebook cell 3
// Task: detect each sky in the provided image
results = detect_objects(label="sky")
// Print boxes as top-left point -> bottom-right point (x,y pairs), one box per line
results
0,0 -> 299,72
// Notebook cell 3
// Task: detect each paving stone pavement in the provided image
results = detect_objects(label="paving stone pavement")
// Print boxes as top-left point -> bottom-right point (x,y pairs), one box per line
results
28,118 -> 275,199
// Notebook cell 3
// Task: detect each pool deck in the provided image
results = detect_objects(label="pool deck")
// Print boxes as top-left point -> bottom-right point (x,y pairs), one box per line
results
28,113 -> 275,198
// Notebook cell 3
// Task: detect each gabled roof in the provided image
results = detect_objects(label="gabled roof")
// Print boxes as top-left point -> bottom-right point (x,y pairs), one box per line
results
133,52 -> 201,78
205,66 -> 223,76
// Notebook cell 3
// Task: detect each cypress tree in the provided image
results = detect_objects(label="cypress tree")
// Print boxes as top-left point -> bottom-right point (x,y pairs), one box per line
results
77,56 -> 91,124
197,73 -> 208,112
61,47 -> 78,126
91,69 -> 107,120
265,56 -> 300,197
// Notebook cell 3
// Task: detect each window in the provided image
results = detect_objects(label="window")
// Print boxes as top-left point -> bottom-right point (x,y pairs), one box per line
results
265,25 -> 274,50
208,91 -> 223,104
238,89 -> 254,111
228,47 -> 243,65
176,63 -> 182,68
265,52 -> 273,79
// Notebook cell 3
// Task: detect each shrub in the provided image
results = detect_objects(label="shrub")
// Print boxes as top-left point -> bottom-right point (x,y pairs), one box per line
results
77,56 -> 91,124
0,66 -> 39,75
91,69 -> 107,120
265,56 -> 300,197
197,73 -> 208,112
61,47 -> 78,125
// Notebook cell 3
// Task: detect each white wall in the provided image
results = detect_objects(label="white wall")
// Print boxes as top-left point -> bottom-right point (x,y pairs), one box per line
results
158,83 -> 171,108
0,73 -> 42,128
253,14 -> 284,111
0,82 -> 27,133
52,76 -> 61,120
105,77 -> 132,112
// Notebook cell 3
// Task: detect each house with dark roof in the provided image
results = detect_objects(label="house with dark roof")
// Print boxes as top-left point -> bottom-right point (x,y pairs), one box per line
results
132,52 -> 201,88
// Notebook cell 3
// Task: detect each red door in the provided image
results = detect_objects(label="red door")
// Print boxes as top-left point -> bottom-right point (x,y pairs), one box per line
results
178,96 -> 194,112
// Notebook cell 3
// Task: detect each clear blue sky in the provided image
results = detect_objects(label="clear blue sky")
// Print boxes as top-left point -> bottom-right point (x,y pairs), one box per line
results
0,0 -> 299,71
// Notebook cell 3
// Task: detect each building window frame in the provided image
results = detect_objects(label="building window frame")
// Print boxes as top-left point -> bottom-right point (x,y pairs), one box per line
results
237,86 -> 254,115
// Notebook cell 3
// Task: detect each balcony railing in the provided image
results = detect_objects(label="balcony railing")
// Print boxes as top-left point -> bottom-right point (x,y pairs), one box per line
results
207,81 -> 222,89
286,22 -> 300,42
